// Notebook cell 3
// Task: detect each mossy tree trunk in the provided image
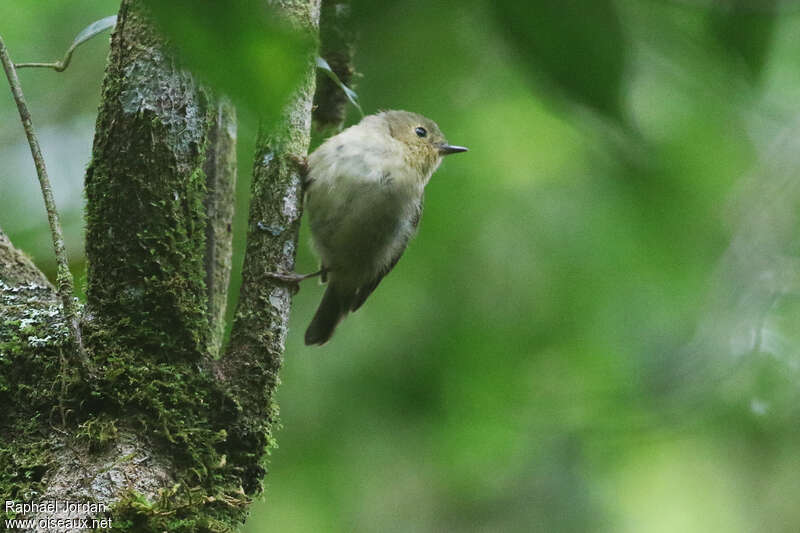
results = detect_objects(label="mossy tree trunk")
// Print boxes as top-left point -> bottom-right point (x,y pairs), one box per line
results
0,0 -> 323,531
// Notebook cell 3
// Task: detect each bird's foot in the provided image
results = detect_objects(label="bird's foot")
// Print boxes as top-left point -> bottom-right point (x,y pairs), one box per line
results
265,269 -> 326,292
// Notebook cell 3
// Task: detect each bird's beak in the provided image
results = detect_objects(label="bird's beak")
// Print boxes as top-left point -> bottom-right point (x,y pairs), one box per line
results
438,144 -> 468,155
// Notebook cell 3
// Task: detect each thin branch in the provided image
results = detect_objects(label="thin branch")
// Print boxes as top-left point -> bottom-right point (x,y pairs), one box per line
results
0,33 -> 90,370
15,15 -> 117,72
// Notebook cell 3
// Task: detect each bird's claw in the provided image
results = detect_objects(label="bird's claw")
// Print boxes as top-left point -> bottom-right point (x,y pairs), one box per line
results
265,271 -> 307,283
265,269 -> 326,293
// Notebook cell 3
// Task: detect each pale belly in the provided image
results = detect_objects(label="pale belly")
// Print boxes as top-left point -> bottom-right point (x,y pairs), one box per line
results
307,180 -> 418,287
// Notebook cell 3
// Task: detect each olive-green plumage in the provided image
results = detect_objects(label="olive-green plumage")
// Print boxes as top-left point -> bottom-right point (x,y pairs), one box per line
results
303,110 -> 467,345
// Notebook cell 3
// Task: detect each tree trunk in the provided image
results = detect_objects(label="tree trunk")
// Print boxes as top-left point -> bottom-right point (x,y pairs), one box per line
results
0,0 -> 321,530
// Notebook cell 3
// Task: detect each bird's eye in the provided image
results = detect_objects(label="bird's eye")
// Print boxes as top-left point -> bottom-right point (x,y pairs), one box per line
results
415,126 -> 427,138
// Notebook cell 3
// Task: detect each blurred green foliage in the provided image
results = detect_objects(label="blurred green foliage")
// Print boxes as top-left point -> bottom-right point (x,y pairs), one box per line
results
706,0 -> 777,82
143,0 -> 315,125
494,0 -> 627,119
3,1 -> 800,532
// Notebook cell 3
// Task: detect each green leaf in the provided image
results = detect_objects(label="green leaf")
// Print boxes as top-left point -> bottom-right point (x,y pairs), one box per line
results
143,0 -> 316,124
14,15 -> 117,71
706,0 -> 777,82
70,15 -> 118,50
316,56 -> 363,117
493,0 -> 627,120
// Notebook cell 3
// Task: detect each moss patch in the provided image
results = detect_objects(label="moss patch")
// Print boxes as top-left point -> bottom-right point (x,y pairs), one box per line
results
0,281 -> 81,518
110,483 -> 251,533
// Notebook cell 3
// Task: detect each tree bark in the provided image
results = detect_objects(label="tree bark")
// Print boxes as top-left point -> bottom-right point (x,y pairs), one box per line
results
0,0 -> 320,530
219,0 -> 321,495
203,101 -> 237,358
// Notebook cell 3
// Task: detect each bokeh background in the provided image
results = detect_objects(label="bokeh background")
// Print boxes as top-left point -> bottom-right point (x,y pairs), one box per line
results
3,1 -> 800,531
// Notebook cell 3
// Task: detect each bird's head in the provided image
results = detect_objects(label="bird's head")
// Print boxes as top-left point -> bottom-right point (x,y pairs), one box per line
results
379,110 -> 467,178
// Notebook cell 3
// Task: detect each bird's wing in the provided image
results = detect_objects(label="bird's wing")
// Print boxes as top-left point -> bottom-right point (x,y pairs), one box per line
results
349,250 -> 402,312
350,199 -> 423,312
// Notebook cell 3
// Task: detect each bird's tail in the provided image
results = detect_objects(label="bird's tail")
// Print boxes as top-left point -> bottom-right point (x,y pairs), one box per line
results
305,285 -> 350,345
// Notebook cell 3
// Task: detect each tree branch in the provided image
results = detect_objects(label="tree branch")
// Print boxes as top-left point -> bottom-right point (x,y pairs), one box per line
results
84,1 -> 219,360
0,33 -> 88,370
0,226 -> 52,288
220,0 -> 321,492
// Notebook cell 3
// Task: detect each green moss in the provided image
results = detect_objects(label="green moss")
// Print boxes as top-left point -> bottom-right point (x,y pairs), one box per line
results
73,312 -> 258,525
74,5 -> 266,519
110,485 -> 247,533
0,0 -> 311,528
76,415 -> 120,452
0,307 -> 255,527
0,431 -> 54,520
0,283 -> 77,515
84,107 -> 211,361
2,20 -> 253,532
0,281 -> 260,528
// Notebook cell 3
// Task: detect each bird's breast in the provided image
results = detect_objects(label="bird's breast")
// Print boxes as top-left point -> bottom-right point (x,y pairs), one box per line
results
307,172 -> 421,285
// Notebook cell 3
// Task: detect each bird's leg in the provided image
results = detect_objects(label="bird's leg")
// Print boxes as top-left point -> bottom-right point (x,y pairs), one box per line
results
265,268 -> 327,292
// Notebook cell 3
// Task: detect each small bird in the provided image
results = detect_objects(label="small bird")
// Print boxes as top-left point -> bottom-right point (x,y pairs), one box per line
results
274,110 -> 467,345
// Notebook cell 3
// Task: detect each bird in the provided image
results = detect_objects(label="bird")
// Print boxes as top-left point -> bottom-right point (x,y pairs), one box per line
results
270,110 -> 467,345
